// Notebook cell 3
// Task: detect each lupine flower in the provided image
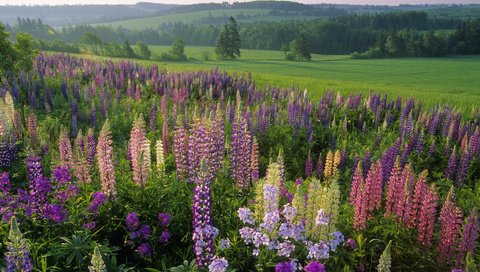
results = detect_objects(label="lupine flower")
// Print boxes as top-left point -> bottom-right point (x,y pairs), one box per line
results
251,137 -> 259,182
315,209 -> 330,226
345,238 -> 357,250
238,207 -> 255,225
27,112 -> 37,144
416,184 -> 438,247
73,130 -> 92,184
350,161 -> 364,205
409,170 -> 428,228
209,256 -> 228,272
275,261 -> 294,272
158,230 -> 171,243
162,117 -> 169,154
324,151 -> 333,177
456,208 -> 479,268
377,241 -> 392,272
156,139 -> 165,172
219,238 -> 231,250
158,213 -> 171,228
53,165 -> 71,185
87,128 -> 96,166
58,128 -> 74,171
315,153 -> 324,179
353,178 -> 368,231
136,243 -> 152,258
304,260 -> 326,272
230,113 -> 252,189
88,246 -> 106,272
126,212 -> 140,230
192,161 -> 216,267
26,154 -> 44,182
43,204 -> 67,223
87,192 -> 106,214
0,172 -> 11,194
455,150 -> 470,185
129,116 -> 151,185
211,106 -> 225,175
173,121 -> 188,179
96,120 -> 116,199
4,217 -> 33,272
365,161 -> 383,213
438,188 -> 463,264
445,146 -> 458,181
305,151 -> 313,177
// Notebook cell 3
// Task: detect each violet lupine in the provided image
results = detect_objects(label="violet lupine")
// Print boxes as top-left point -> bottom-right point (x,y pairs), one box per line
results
305,151 -> 313,177
438,188 -> 463,265
96,120 -> 116,199
86,128 -> 96,166
0,172 -> 10,194
4,217 -> 33,272
416,184 -> 438,247
455,150 -> 470,185
445,146 -> 458,181
129,116 -> 151,186
58,128 -> 74,171
173,121 -> 188,179
149,105 -> 157,132
251,137 -> 259,183
192,160 -> 217,268
26,154 -> 44,182
188,120 -> 214,183
350,161 -> 364,206
230,113 -> 252,189
456,208 -> 479,268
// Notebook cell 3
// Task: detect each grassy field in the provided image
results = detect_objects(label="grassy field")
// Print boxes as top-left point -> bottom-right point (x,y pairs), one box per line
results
95,9 -> 312,30
76,46 -> 480,111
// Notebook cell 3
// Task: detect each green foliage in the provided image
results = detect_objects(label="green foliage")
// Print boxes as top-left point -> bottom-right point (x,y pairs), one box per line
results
0,23 -> 36,75
81,32 -> 103,54
287,33 -> 311,61
215,16 -> 241,59
135,41 -> 151,60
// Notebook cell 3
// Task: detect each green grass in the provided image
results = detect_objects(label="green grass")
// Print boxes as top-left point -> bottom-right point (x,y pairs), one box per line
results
73,46 -> 480,111
96,9 -> 298,30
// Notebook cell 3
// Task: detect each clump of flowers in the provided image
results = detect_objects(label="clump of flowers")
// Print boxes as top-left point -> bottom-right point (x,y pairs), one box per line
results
4,216 -> 33,272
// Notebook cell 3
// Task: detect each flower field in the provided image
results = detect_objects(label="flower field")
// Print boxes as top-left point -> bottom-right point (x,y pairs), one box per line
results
0,52 -> 479,271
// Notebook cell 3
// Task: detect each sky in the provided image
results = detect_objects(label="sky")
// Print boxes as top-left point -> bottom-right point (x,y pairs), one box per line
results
2,0 -> 479,6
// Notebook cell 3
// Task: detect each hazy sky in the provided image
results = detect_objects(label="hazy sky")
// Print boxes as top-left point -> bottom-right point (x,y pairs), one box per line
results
2,0 -> 480,6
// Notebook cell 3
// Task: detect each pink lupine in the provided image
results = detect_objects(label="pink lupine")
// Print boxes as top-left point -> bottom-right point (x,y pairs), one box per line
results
438,188 -> 463,265
129,116 -> 151,185
456,208 -> 479,268
73,130 -> 91,184
211,106 -> 225,175
416,184 -> 438,247
409,170 -> 428,228
364,161 -> 383,214
350,161 -> 364,206
397,164 -> 415,225
385,157 -> 401,216
353,179 -> 368,231
28,112 -> 37,144
173,121 -> 189,179
58,128 -> 74,171
96,120 -> 116,199
162,116 -> 169,154
251,137 -> 259,183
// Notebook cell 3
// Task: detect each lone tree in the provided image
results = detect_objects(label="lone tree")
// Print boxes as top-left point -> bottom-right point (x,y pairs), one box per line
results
215,16 -> 241,59
288,34 -> 311,61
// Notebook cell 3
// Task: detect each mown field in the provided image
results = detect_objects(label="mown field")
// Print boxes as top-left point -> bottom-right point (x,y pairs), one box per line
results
82,46 -> 480,112
96,9 -> 314,30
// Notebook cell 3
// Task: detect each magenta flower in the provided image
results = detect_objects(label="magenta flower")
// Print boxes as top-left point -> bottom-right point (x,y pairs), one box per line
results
305,260 -> 326,272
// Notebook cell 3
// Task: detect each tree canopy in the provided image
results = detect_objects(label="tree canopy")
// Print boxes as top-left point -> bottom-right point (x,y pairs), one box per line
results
215,16 -> 241,59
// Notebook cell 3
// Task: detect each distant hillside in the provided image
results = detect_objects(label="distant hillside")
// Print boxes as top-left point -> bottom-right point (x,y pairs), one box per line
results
0,3 -> 176,27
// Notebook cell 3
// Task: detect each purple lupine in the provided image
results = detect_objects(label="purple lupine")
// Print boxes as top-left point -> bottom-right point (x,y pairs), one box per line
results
304,260 -> 326,272
43,204 -> 67,223
456,208 -> 479,268
445,146 -> 458,181
149,105 -> 157,132
251,137 -> 259,182
158,213 -> 171,228
192,161 -> 216,268
455,150 -> 470,185
211,106 -> 225,175
275,261 -> 294,272
0,141 -> 12,168
230,113 -> 252,189
126,212 -> 140,231
87,192 -> 107,214
162,117 -> 170,154
0,172 -> 11,194
188,120 -> 213,183
305,151 -> 313,177
4,217 -> 33,272
362,150 -> 371,178
86,128 -> 96,166
26,154 -> 44,182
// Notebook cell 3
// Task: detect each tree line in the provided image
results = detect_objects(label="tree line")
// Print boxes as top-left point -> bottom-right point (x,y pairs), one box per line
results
3,10 -> 480,58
